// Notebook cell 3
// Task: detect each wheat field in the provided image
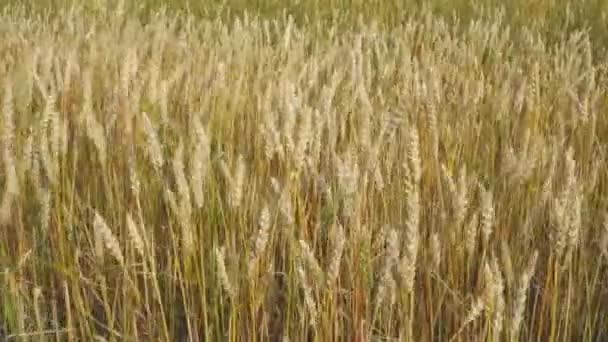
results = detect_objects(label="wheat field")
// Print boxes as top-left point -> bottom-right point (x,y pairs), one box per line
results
0,1 -> 607,341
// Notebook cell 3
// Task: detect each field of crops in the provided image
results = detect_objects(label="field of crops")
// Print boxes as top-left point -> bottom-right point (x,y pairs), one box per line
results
1,0 -> 608,340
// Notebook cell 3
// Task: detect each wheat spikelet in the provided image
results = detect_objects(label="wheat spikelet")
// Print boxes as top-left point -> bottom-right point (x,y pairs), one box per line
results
480,184 -> 494,245
377,228 -> 399,309
282,82 -> 297,155
551,195 -> 568,259
159,80 -> 169,125
121,47 -> 138,96
0,159 -> 18,224
298,240 -> 324,284
327,223 -> 345,287
367,138 -> 382,175
491,259 -> 505,338
426,104 -> 439,160
552,147 -> 581,259
455,166 -> 469,228
190,116 -> 210,208
297,262 -> 317,327
540,149 -> 557,203
20,128 -> 35,174
294,106 -> 312,171
372,166 -> 384,191
430,232 -> 441,270
443,164 -> 468,228
219,159 -> 233,187
35,46 -> 55,98
14,50 -> 36,112
215,246 -> 236,299
481,260 -> 496,307
84,106 -> 107,167
442,163 -> 457,198
336,151 -> 359,218
567,194 -> 582,251
564,146 -> 577,197
146,41 -> 161,104
165,183 -> 194,255
219,155 -> 246,210
463,297 -> 484,328
229,155 -> 246,209
375,265 -> 397,314
30,157 -> 43,210
93,211 -> 124,266
38,123 -> 58,185
499,241 -> 514,289
407,125 -> 421,184
38,187 -> 51,232
529,62 -> 540,111
516,131 -> 537,183
81,70 -> 107,166
62,50 -> 75,94
81,67 -> 94,116
172,141 -> 191,206
586,159 -> 601,194
127,150 -> 140,199
248,205 -> 271,276
0,80 -> 18,224
400,162 -> 420,293
2,79 -> 15,152
141,111 -> 164,172
43,93 -> 61,159
282,14 -> 295,48
480,257 -> 505,338
279,187 -> 295,226
336,151 -> 359,197
59,116 -> 69,157
126,213 -> 144,257
465,212 -> 479,255
264,110 -> 283,160
357,83 -> 372,153
510,250 -> 538,339
512,76 -> 527,115
255,206 -> 271,255
309,108 -> 323,169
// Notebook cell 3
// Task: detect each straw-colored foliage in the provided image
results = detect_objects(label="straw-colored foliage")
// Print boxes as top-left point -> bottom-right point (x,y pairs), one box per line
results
0,1 -> 607,340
